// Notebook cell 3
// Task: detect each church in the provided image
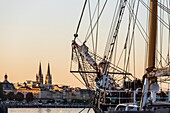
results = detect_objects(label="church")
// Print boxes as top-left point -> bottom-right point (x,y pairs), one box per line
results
36,62 -> 52,86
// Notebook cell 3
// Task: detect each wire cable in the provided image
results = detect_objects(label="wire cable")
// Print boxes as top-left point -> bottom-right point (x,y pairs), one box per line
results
74,0 -> 88,40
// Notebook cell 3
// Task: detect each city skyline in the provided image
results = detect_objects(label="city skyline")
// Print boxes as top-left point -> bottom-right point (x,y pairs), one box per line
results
2,62 -> 71,86
0,0 -> 85,88
1,0 -> 169,89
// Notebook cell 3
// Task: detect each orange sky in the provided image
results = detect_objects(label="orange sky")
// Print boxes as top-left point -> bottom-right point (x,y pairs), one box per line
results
0,0 -> 169,89
0,0 -> 86,88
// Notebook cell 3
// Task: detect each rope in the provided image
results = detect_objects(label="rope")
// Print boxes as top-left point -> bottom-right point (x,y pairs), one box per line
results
106,0 -> 127,65
140,0 -> 170,67
144,0 -> 149,73
78,99 -> 93,113
74,0 -> 88,40
125,0 -> 140,73
85,0 -> 108,42
167,0 -> 170,65
140,0 -> 169,30
127,0 -> 168,67
87,0 -> 95,52
94,0 -> 100,63
158,1 -> 170,14
124,0 -> 136,76
104,0 -> 120,57
84,2 -> 99,42
159,0 -> 164,67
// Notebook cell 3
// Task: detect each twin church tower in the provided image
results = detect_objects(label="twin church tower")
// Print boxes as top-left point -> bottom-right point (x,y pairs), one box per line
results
36,62 -> 52,86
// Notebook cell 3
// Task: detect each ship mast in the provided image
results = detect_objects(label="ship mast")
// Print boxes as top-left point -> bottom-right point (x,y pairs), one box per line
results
140,0 -> 158,110
148,0 -> 158,69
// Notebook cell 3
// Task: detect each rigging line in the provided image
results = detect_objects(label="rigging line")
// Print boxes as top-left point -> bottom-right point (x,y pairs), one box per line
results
125,0 -> 140,73
133,22 -> 136,77
144,0 -> 149,73
113,34 -> 118,71
123,1 -> 131,71
104,0 -> 121,57
106,0 -> 127,63
140,0 -> 169,66
88,49 -> 128,73
152,1 -> 170,29
123,0 -> 136,74
85,1 -> 99,42
87,107 -> 91,113
72,49 -> 89,88
85,0 -> 108,42
102,0 -> 127,75
78,54 -> 91,89
78,97 -> 94,113
127,1 -> 168,66
140,0 -> 168,28
115,1 -> 132,70
72,73 -> 87,88
95,0 -> 100,63
87,0 -> 95,52
81,58 -> 91,88
158,1 -> 170,14
70,48 -> 73,71
117,48 -> 124,66
140,0 -> 169,30
74,0 -> 88,40
106,1 -> 126,60
127,2 -> 148,44
167,0 -> 170,65
159,0 -> 164,67
117,0 -> 136,70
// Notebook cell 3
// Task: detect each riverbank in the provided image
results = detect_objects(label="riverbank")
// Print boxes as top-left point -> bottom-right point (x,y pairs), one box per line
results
8,108 -> 94,113
6,102 -> 92,108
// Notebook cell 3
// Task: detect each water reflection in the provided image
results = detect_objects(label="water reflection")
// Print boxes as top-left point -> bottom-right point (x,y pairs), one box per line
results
9,108 -> 94,113
38,108 -> 42,113
46,108 -> 51,113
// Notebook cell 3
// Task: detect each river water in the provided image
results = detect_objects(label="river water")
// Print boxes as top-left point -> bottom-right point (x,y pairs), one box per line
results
8,108 -> 94,113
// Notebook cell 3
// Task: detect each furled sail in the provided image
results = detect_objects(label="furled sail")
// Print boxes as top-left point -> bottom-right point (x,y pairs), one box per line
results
72,41 -> 98,70
149,67 -> 170,77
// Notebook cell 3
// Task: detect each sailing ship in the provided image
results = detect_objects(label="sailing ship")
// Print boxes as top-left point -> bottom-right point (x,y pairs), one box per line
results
70,0 -> 170,112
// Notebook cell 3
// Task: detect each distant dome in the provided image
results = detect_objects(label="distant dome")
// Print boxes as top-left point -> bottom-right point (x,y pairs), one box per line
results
4,74 -> 9,83
4,74 -> 8,80
2,74 -> 15,91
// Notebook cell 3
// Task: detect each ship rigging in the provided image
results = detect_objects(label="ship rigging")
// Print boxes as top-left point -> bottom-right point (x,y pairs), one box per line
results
70,0 -> 170,112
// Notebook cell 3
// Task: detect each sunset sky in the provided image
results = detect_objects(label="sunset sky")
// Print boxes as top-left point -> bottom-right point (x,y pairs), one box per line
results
0,0 -> 86,87
0,0 -> 169,88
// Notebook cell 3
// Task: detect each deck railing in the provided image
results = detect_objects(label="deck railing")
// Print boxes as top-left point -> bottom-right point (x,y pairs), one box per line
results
97,89 -> 170,106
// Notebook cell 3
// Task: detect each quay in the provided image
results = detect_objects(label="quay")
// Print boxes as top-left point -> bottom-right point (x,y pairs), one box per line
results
7,105 -> 92,108
7,103 -> 92,108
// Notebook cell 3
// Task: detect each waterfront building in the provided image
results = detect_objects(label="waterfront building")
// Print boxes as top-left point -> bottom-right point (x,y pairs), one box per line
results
13,83 -> 21,90
17,87 -> 40,98
62,89 -> 72,102
39,87 -> 52,99
52,90 -> 63,102
25,80 -> 37,88
53,85 -> 63,91
45,63 -> 52,85
2,63 -> 95,103
36,62 -> 43,86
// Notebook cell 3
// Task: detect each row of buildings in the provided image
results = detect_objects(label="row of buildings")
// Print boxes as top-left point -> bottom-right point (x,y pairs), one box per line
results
1,63 -> 94,103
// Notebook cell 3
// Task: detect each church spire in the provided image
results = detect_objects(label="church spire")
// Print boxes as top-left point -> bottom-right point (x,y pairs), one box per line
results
47,63 -> 50,75
39,62 -> 42,75
45,63 -> 52,85
36,62 -> 43,86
